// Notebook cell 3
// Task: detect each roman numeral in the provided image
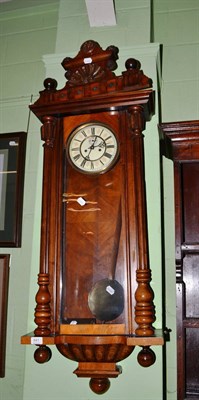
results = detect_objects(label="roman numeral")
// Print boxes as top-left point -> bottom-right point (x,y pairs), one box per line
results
91,127 -> 95,135
80,159 -> 87,167
106,145 -> 115,149
81,130 -> 87,137
104,152 -> 112,159
73,154 -> 81,161
105,135 -> 111,142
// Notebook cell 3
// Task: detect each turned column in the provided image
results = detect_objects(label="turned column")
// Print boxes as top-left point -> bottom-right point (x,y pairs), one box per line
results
34,115 -> 57,337
128,105 -> 155,337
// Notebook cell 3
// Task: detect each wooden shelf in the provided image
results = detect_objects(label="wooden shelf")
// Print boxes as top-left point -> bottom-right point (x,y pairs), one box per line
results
127,330 -> 164,346
21,329 -> 164,346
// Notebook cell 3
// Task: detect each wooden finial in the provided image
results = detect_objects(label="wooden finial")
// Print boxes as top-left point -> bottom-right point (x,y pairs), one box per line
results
137,347 -> 156,367
89,378 -> 111,394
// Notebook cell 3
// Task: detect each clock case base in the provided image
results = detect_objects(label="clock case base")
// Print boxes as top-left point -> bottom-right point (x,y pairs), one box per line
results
21,40 -> 164,393
21,330 -> 163,393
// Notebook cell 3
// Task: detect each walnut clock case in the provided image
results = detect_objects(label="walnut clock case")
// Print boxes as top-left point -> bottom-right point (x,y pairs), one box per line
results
21,41 -> 163,394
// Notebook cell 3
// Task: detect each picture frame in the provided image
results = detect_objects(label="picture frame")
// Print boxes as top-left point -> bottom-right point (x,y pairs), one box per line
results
0,254 -> 10,378
0,132 -> 27,247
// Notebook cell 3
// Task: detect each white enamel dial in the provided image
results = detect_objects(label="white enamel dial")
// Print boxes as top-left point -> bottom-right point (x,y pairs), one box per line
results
67,123 -> 119,174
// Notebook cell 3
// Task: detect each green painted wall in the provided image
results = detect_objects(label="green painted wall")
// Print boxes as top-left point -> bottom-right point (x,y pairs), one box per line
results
0,3 -> 59,400
154,0 -> 199,121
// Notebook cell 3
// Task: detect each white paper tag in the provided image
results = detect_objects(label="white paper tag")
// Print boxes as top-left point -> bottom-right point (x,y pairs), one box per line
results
77,197 -> 86,206
70,320 -> 78,325
84,57 -> 92,64
9,141 -> 18,147
31,337 -> 43,345
106,285 -> 115,295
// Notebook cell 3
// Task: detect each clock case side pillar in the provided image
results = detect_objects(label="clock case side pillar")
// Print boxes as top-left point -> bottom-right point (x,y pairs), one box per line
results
127,106 -> 155,337
34,115 -> 63,340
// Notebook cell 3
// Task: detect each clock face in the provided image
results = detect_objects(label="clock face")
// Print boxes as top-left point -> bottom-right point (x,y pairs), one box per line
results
67,123 -> 119,174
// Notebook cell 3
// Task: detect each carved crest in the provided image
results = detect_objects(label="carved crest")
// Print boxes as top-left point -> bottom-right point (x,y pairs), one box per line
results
62,40 -> 119,86
31,40 -> 153,112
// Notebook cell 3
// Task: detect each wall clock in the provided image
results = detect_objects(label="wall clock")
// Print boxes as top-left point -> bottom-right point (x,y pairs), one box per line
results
21,40 -> 163,394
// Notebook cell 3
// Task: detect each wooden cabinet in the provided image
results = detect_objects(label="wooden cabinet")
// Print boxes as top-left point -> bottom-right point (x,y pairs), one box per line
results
159,121 -> 199,400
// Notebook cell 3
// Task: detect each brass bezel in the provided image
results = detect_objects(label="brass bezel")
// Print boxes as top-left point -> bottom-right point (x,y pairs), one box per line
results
66,122 -> 120,175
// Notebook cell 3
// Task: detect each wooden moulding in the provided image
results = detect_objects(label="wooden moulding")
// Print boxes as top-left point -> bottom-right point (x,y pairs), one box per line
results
21,329 -> 164,346
59,323 -> 125,335
127,330 -> 164,346
74,362 -> 121,378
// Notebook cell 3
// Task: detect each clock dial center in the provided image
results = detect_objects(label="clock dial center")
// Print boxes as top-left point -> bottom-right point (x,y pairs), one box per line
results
81,135 -> 106,161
